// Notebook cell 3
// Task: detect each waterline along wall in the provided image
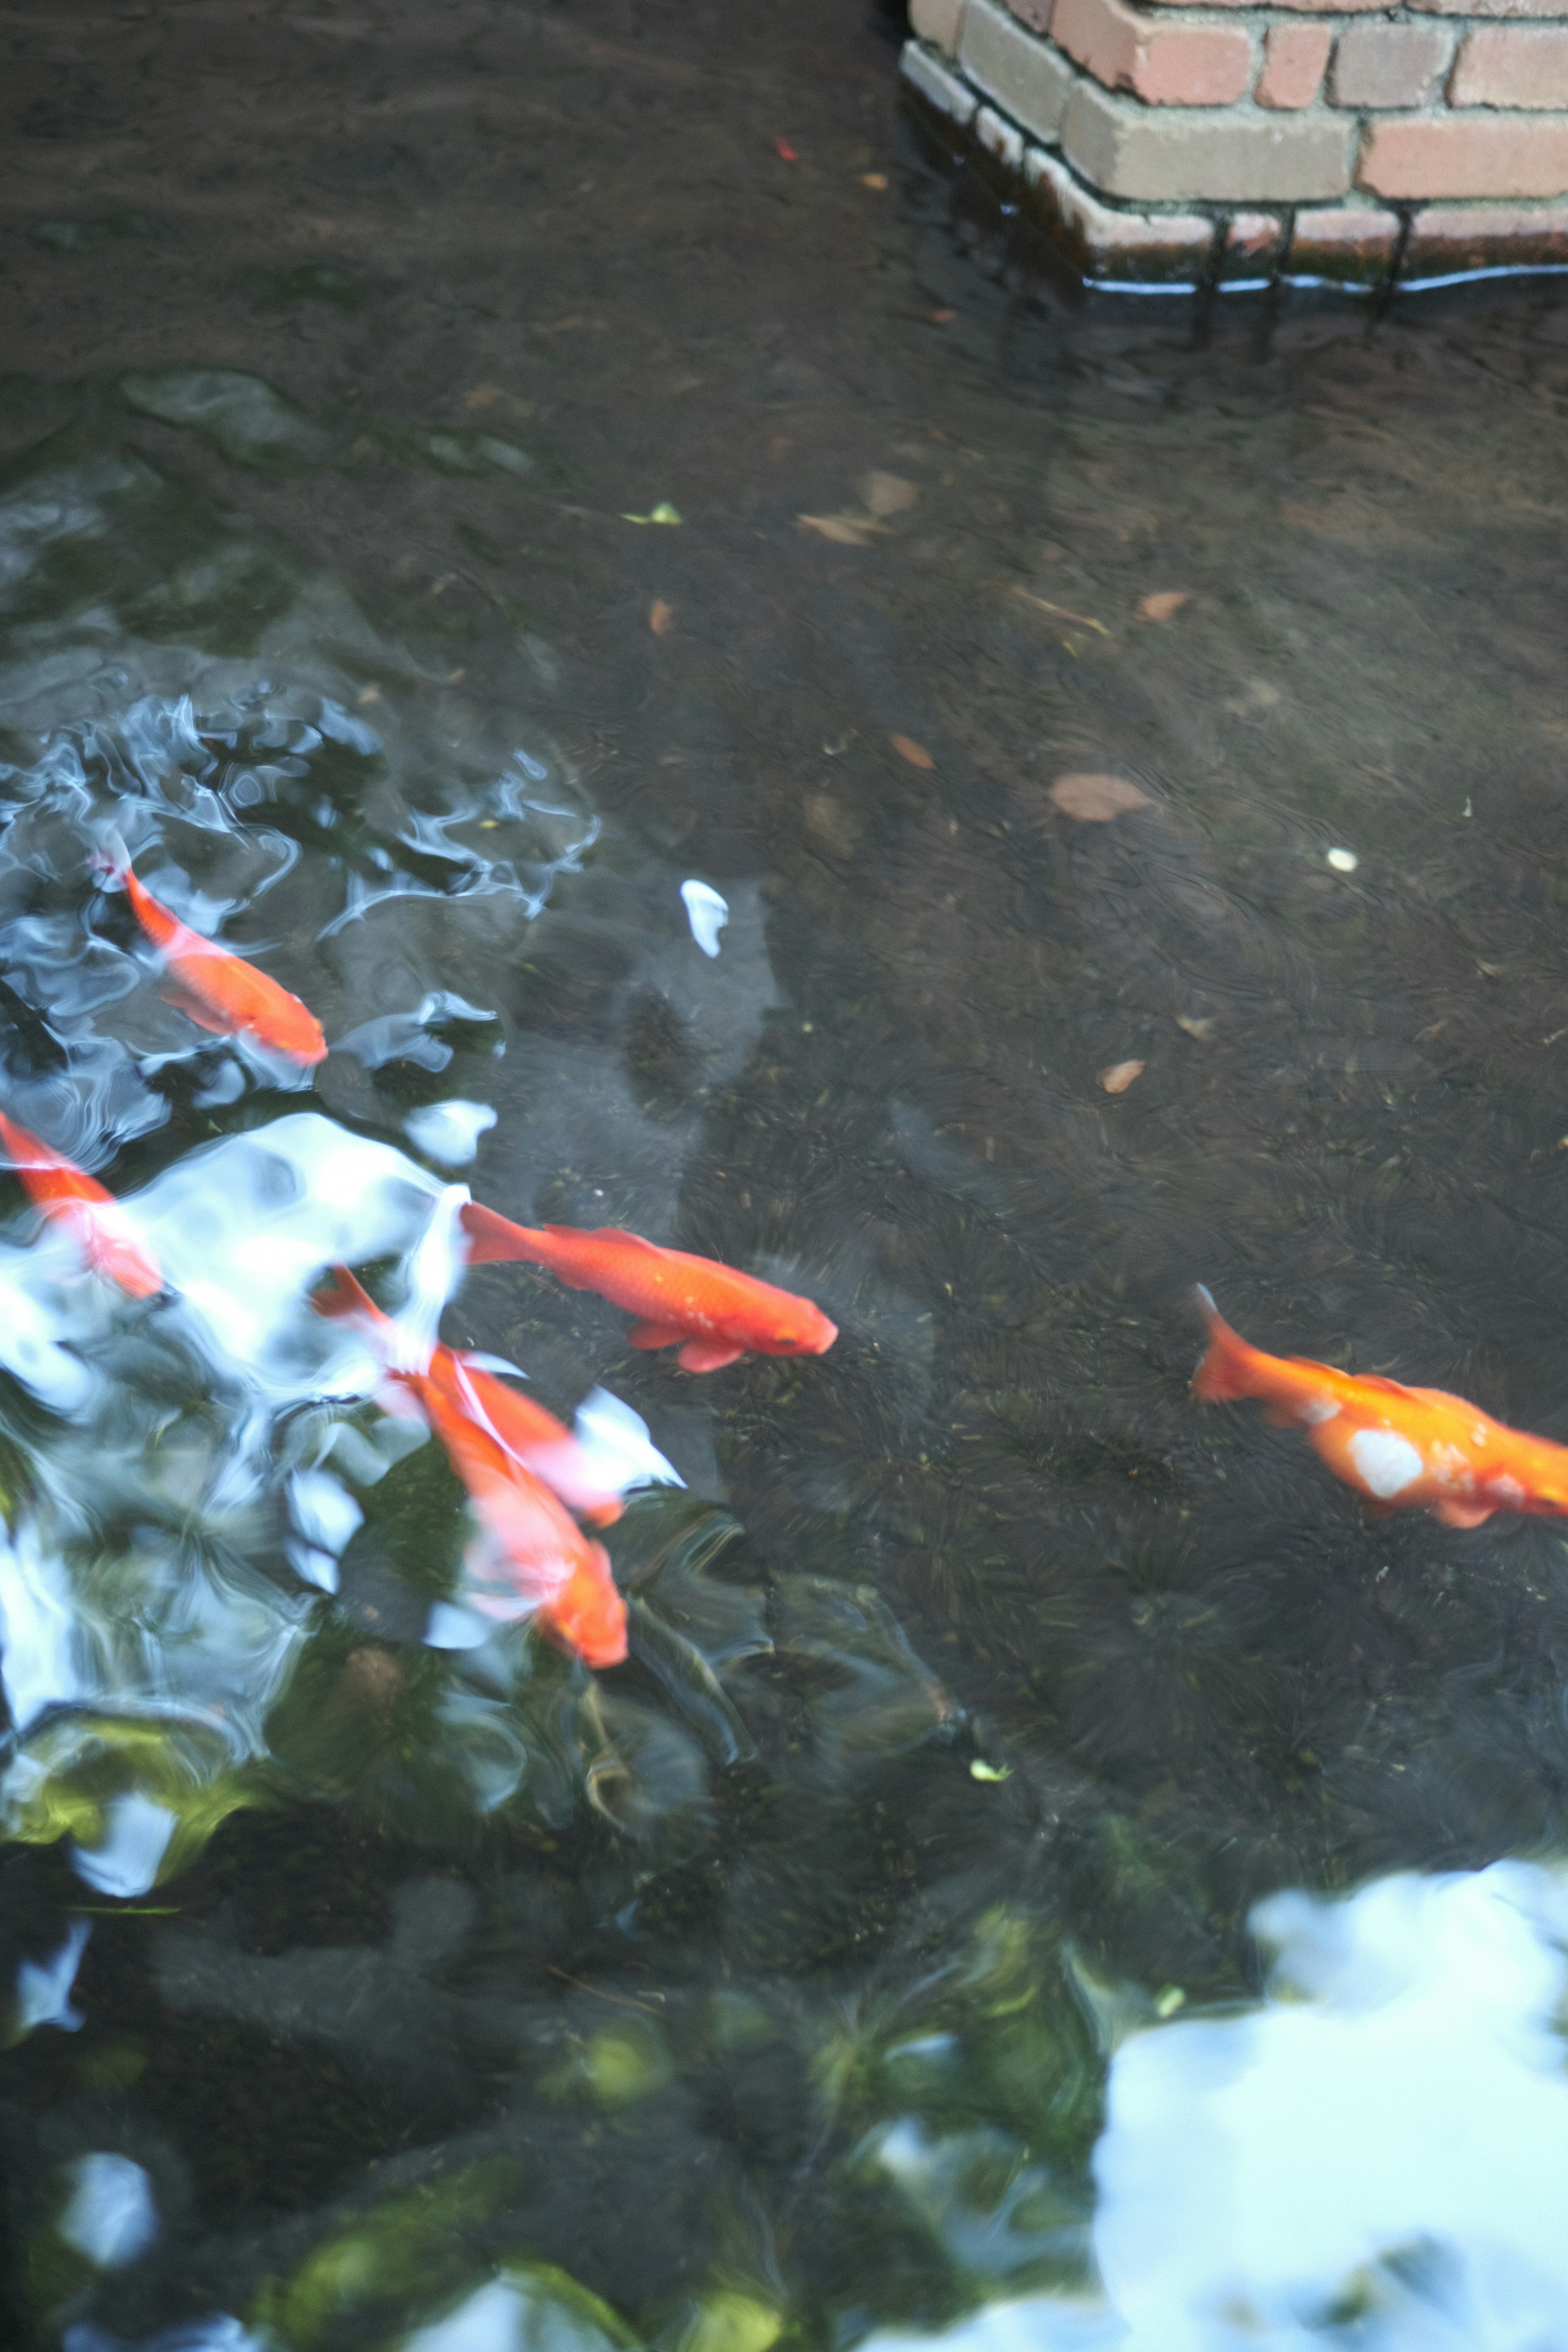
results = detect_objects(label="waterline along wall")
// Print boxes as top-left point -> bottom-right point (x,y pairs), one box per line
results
903,0 -> 1568,290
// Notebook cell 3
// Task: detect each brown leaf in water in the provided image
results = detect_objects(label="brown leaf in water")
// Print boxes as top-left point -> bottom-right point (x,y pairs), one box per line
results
1049,772 -> 1152,822
464,384 -> 504,412
861,470 -> 918,518
648,599 -> 675,635
1138,590 -> 1192,622
860,172 -> 889,191
889,733 -> 935,770
798,512 -> 882,546
1097,1060 -> 1145,1095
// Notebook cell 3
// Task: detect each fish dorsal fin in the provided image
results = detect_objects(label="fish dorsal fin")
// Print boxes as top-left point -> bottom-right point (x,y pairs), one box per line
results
1293,1357 -> 1418,1402
1408,1385 -> 1479,1414
543,1224 -> 668,1257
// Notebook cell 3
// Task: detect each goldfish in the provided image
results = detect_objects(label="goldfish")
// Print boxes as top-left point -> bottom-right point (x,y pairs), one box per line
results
313,1262 -> 622,1526
0,1112 -> 163,1299
97,830 -> 327,1067
459,1203 -> 837,1374
403,1365 -> 627,1667
1192,1284 -> 1568,1529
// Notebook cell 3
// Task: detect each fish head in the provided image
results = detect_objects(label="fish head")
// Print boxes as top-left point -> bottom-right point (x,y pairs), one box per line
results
538,1548 -> 627,1668
768,1304 -> 839,1356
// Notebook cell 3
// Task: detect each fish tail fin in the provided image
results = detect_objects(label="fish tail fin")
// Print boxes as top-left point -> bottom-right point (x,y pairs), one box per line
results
1191,1285 -> 1263,1405
460,1199 -> 546,1264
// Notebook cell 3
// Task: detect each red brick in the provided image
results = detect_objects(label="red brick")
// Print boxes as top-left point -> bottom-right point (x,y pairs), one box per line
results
1451,26 -> 1568,107
1256,23 -> 1331,109
1330,23 -> 1452,108
1406,0 -> 1568,15
1051,0 -> 1253,106
1359,113 -> 1568,200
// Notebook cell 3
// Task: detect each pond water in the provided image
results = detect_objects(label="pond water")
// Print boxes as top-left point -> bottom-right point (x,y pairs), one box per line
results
7,3 -> 1568,2348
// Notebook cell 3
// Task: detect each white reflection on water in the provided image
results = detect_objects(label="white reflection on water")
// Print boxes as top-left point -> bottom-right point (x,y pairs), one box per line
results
72,1792 -> 177,1896
870,1862 -> 1568,2352
58,2151 -> 160,2268
65,2325 -> 261,2352
15,1916 -> 90,2033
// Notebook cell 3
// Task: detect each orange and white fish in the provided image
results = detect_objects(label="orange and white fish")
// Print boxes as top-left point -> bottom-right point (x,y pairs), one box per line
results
313,1262 -> 622,1526
459,1204 -> 837,1374
404,1367 -> 626,1668
0,1111 -> 163,1299
1192,1284 -> 1568,1529
97,831 -> 327,1067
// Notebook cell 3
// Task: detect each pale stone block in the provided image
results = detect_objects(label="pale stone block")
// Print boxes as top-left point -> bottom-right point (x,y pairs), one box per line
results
974,103 -> 1026,172
910,0 -> 967,59
1062,79 -> 1355,203
959,0 -> 1076,143
900,38 -> 979,128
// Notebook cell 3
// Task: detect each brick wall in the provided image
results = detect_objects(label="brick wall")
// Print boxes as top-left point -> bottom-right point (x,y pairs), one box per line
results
904,0 -> 1568,286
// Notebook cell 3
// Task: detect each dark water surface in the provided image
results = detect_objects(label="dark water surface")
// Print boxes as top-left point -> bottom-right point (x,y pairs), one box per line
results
6,3 -> 1568,2348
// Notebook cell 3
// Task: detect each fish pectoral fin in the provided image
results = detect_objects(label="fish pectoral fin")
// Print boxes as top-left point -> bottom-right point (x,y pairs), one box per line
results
628,1321 -> 683,1350
160,982 -> 232,1037
1430,1497 -> 1496,1530
1361,1499 -> 1399,1519
677,1339 -> 746,1374
1262,1402 -> 1301,1429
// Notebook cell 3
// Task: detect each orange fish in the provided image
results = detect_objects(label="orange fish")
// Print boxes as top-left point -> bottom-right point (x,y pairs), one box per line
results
405,1367 -> 627,1668
460,1204 -> 837,1374
98,831 -> 327,1067
1193,1284 -> 1568,1529
313,1263 -> 622,1526
0,1111 -> 163,1299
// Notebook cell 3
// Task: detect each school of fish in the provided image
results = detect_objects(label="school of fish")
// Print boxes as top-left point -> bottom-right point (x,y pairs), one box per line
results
0,831 -> 1557,1688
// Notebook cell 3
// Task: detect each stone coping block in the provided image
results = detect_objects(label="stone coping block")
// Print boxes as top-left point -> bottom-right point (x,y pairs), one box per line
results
1022,144 -> 1214,277
1288,203 -> 1401,281
910,0 -> 967,56
1404,198 -> 1568,270
1065,77 -> 1355,200
903,40 -> 978,126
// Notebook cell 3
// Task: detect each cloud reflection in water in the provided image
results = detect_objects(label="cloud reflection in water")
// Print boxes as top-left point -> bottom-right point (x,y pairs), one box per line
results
870,1861 -> 1568,2352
